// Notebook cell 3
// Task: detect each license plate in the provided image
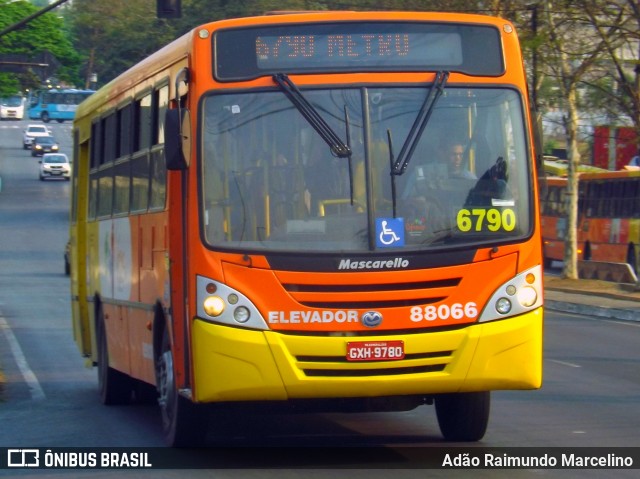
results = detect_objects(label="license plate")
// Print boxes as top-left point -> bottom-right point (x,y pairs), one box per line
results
346,340 -> 404,361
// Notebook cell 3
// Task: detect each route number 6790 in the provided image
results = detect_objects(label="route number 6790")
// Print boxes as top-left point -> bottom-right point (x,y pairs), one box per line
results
457,208 -> 516,232
410,302 -> 478,322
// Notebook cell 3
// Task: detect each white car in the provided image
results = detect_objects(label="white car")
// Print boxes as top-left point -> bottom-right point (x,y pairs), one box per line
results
39,153 -> 71,181
23,124 -> 51,149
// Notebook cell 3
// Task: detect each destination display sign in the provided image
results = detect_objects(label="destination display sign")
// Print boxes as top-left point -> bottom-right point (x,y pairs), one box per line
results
214,22 -> 504,80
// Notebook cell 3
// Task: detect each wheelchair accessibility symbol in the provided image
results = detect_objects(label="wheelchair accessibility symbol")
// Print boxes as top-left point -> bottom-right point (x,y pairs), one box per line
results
376,218 -> 405,247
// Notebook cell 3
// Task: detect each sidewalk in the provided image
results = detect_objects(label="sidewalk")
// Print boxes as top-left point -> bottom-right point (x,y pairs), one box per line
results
544,275 -> 640,322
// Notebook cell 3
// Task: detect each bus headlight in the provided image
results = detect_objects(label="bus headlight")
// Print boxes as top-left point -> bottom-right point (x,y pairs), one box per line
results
203,296 -> 225,317
495,297 -> 512,315
479,265 -> 543,322
517,286 -> 538,308
196,276 -> 268,330
233,306 -> 251,323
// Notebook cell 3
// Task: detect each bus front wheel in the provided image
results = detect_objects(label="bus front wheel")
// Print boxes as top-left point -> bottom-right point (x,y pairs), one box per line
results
155,326 -> 207,446
435,391 -> 490,441
41,112 -> 50,123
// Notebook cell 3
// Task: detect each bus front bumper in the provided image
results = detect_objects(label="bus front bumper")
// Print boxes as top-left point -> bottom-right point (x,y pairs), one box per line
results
190,308 -> 543,403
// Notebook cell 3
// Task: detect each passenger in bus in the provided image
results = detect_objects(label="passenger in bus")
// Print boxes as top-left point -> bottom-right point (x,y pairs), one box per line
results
400,137 -> 473,200
444,139 -> 476,179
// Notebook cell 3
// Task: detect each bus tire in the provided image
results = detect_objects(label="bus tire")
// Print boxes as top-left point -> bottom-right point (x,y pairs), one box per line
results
41,112 -> 50,123
56,119 -> 64,123
96,304 -> 132,405
435,391 -> 490,441
155,325 -> 208,446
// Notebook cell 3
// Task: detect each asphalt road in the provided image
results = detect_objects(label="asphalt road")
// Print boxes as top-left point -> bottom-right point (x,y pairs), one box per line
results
1,119 -> 639,478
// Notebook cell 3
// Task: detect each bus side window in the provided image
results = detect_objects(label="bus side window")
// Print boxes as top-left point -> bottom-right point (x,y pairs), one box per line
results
621,180 -> 634,217
631,180 -> 640,218
546,188 -> 557,216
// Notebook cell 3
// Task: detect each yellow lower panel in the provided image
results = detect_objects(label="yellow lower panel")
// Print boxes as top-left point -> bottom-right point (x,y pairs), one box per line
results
191,309 -> 542,403
191,320 -> 288,402
464,308 -> 543,390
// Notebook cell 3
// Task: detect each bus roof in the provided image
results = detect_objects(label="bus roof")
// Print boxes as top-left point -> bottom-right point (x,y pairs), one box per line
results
75,11 -> 519,123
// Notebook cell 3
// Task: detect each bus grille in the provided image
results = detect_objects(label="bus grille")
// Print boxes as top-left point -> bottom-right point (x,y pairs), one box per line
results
282,278 -> 460,309
296,350 -> 452,377
303,365 -> 446,377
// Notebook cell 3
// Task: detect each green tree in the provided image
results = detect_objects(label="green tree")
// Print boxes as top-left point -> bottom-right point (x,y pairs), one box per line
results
66,0 -> 178,88
539,0 -> 621,279
581,1 -> 639,150
0,0 -> 80,96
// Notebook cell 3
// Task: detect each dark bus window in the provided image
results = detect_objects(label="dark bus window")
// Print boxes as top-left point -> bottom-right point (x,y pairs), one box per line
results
103,113 -> 117,164
118,104 -> 133,158
113,160 -> 131,215
135,94 -> 152,151
131,153 -> 150,213
97,166 -> 113,218
149,149 -> 166,210
90,122 -> 102,169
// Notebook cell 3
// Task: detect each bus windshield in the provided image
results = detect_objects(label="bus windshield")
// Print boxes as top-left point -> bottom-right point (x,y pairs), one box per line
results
201,86 -> 531,252
1,96 -> 23,107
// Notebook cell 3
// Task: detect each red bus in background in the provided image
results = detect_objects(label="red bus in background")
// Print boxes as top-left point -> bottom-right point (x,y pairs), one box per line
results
539,176 -> 572,267
540,170 -> 640,271
593,125 -> 638,171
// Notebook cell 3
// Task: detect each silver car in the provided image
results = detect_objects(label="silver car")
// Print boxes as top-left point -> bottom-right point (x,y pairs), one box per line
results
23,123 -> 51,149
39,153 -> 71,181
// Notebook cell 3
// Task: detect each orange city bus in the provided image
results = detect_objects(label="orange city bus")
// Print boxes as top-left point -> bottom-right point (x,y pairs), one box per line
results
69,11 -> 544,446
540,170 -> 640,272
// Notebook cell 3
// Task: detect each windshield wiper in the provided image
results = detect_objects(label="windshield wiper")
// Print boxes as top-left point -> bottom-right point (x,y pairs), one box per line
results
343,105 -> 355,205
391,71 -> 449,175
273,73 -> 351,158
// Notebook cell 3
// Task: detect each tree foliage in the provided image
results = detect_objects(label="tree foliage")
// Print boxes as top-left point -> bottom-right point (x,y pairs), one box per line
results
65,0 -> 536,87
0,0 -> 79,96
65,0 -> 177,88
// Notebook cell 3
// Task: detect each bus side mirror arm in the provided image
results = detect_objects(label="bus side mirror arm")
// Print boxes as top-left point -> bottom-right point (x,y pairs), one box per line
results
165,108 -> 190,170
166,68 -> 191,171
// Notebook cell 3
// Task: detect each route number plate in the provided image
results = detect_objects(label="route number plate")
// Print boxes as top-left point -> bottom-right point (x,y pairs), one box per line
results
346,340 -> 405,361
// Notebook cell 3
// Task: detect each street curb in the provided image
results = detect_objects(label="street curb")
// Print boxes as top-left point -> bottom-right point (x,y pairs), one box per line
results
544,286 -> 640,303
545,299 -> 640,322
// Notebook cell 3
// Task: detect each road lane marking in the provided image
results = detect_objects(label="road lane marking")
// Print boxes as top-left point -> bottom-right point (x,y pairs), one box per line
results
0,315 -> 46,400
547,359 -> 581,368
